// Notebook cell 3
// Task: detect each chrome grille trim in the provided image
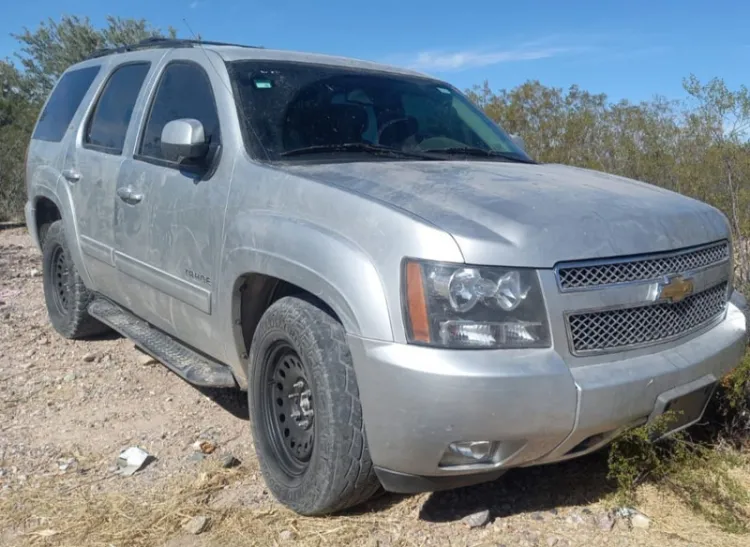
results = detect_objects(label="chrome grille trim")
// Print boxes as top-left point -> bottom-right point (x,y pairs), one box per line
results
556,241 -> 730,291
566,282 -> 728,355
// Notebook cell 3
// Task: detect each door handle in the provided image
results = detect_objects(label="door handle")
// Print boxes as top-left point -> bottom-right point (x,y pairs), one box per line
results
61,168 -> 81,183
117,186 -> 143,204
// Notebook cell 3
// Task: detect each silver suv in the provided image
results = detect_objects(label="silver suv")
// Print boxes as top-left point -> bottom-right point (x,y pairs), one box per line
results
24,38 -> 748,515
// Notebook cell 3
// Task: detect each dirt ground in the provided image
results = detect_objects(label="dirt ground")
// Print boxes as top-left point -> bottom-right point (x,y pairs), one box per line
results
1,226 -> 749,547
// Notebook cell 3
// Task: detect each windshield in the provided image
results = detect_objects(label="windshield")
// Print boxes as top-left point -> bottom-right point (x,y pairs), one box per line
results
228,60 -> 532,163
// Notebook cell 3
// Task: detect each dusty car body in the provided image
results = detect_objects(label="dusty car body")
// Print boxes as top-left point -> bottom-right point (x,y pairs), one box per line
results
25,38 -> 747,515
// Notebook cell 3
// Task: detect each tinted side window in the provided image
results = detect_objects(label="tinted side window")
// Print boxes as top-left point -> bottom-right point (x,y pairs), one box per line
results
85,62 -> 150,154
139,62 -> 220,161
32,66 -> 100,142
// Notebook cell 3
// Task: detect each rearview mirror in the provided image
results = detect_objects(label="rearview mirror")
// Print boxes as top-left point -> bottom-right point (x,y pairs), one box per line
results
160,119 -> 208,162
510,134 -> 526,152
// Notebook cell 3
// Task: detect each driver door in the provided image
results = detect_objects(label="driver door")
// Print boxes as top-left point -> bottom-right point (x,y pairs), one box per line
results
113,50 -> 230,359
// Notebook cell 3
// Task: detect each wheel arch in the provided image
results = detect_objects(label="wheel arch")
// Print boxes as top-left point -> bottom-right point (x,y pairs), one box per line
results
217,215 -> 393,387
236,274 -> 342,360
33,195 -> 62,246
28,183 -> 93,288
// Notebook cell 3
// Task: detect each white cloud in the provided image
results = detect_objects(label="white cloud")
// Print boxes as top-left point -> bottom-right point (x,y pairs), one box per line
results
189,1 -> 201,8
392,44 -> 575,72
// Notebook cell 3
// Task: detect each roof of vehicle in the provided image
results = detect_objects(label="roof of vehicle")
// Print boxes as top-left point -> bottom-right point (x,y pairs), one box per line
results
84,38 -> 431,80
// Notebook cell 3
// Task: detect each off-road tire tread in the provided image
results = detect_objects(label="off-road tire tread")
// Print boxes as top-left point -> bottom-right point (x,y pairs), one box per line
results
41,220 -> 108,339
249,296 -> 381,515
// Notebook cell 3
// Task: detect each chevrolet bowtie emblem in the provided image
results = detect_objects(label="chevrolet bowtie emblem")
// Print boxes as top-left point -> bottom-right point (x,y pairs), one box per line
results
656,275 -> 694,303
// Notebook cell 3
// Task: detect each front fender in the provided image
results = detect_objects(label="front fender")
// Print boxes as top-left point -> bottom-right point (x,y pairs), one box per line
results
218,212 -> 393,374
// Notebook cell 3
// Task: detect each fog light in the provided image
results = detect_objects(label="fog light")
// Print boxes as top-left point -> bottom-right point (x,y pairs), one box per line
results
440,441 -> 496,466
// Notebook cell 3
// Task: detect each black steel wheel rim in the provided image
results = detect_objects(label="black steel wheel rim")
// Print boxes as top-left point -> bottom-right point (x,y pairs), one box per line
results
262,341 -> 315,477
50,245 -> 71,315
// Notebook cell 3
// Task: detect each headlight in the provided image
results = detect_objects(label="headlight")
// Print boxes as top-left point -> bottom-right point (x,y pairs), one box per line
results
403,260 -> 551,349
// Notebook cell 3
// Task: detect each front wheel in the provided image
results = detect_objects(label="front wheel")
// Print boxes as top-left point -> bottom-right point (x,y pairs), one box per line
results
248,296 -> 381,515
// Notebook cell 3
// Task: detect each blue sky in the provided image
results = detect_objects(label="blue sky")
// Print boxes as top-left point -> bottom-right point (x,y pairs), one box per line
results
2,0 -> 748,103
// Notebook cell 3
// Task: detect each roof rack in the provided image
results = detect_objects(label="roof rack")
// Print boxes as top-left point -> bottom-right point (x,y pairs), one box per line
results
86,37 -> 263,60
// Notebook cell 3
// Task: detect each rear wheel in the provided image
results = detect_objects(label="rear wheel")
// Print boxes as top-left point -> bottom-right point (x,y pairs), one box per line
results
41,220 -> 108,339
248,296 -> 381,515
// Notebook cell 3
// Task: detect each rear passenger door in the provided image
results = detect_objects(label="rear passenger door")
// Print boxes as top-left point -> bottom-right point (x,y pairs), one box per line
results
29,63 -> 101,198
113,51 -> 232,359
59,58 -> 156,302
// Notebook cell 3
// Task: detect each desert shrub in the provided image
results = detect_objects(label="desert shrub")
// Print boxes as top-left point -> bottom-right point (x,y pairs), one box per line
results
607,351 -> 750,533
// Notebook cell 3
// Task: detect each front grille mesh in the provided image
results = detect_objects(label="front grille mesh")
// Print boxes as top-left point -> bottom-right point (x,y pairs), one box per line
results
567,282 -> 727,354
558,242 -> 729,290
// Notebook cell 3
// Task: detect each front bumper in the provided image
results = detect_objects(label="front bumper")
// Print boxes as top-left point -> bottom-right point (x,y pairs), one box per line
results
349,300 -> 747,493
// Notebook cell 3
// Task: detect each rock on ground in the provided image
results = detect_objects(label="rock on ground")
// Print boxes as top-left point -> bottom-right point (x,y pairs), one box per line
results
462,509 -> 491,528
183,516 -> 209,535
631,513 -> 651,529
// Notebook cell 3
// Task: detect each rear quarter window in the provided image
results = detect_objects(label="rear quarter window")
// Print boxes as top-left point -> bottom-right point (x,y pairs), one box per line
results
32,65 -> 101,142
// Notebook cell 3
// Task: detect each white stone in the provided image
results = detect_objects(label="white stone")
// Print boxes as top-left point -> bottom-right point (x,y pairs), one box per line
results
463,509 -> 491,528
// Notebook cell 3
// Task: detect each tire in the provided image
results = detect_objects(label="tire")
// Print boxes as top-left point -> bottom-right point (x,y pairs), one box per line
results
41,220 -> 108,339
37,222 -> 51,247
248,296 -> 381,515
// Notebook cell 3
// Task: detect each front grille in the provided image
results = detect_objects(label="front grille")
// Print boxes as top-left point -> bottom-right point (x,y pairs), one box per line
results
558,242 -> 729,290
567,282 -> 727,354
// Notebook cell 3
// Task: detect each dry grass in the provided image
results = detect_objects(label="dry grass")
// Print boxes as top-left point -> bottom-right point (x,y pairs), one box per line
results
3,455 -> 750,547
629,481 -> 750,547
0,459 -> 430,547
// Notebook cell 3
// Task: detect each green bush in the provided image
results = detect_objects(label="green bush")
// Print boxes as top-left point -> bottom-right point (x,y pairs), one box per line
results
0,125 -> 32,222
0,60 -> 36,222
713,350 -> 750,446
607,350 -> 750,533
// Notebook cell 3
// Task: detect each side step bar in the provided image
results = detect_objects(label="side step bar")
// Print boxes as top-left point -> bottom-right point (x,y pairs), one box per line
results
88,297 -> 237,388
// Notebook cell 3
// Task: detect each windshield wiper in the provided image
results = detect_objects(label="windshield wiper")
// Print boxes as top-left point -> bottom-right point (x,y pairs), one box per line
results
280,143 -> 441,160
420,146 -> 535,164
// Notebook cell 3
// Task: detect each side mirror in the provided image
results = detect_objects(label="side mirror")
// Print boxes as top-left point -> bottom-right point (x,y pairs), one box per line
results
510,134 -> 526,152
160,119 -> 208,162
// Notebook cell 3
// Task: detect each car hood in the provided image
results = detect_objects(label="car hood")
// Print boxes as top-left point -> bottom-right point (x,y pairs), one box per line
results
278,161 -> 730,267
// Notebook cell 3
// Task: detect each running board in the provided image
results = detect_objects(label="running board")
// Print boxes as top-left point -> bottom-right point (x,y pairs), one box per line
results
88,297 -> 237,388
